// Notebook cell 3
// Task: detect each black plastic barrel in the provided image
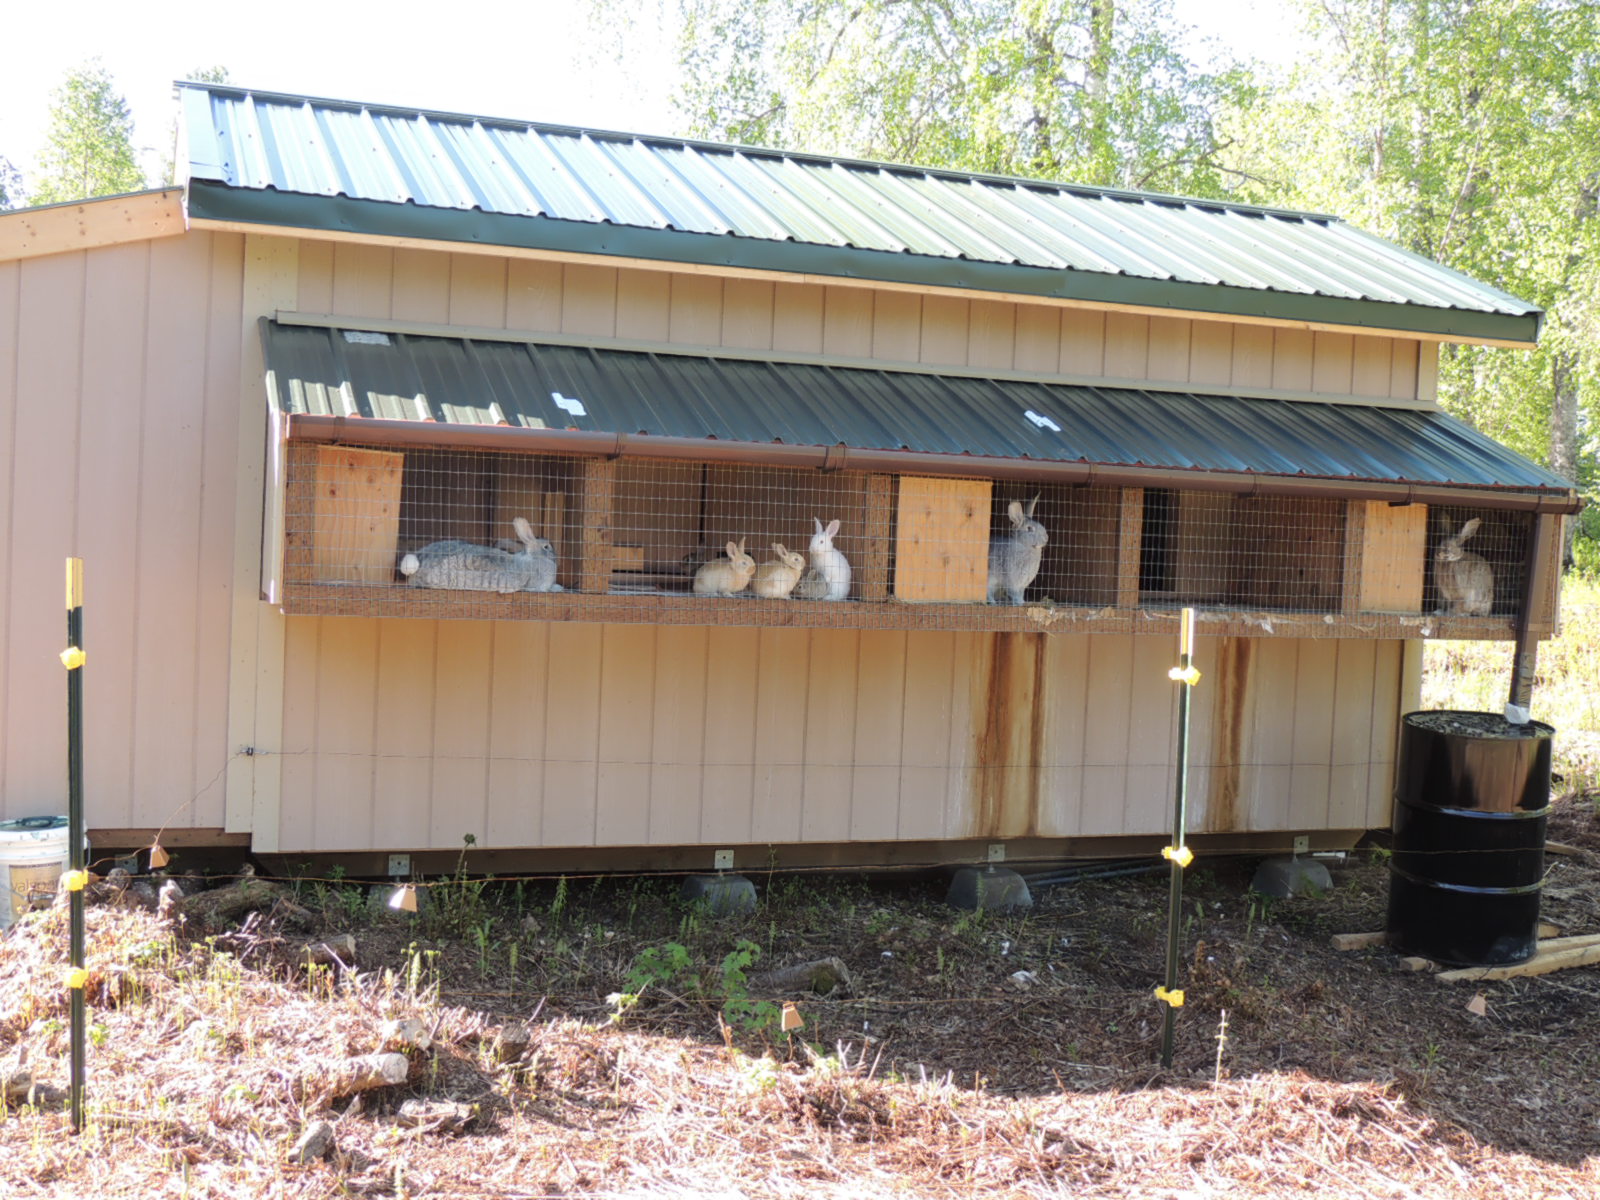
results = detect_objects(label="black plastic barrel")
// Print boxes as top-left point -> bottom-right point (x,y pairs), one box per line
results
1386,710 -> 1553,967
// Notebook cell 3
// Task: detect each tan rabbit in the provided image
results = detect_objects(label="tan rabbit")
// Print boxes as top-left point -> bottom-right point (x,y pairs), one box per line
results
1435,518 -> 1494,616
692,539 -> 756,596
751,543 -> 806,598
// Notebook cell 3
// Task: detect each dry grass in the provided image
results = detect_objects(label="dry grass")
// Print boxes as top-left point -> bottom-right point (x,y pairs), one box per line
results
3,843 -> 1599,1199
1424,574 -> 1600,788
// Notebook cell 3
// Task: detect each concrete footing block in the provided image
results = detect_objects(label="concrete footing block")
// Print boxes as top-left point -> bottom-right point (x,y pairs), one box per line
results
946,866 -> 1033,912
1250,856 -> 1333,899
681,873 -> 758,915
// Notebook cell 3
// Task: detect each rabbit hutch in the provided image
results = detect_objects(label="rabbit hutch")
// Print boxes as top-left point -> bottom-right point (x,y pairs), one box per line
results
0,82 -> 1579,877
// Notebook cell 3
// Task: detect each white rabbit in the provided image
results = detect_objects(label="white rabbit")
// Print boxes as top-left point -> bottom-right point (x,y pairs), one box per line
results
693,539 -> 756,596
751,543 -> 806,599
987,494 -> 1047,605
400,517 -> 552,594
794,517 -> 850,600
1435,518 -> 1493,616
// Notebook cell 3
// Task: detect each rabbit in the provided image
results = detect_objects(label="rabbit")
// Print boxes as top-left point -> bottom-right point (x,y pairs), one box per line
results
987,494 -> 1047,605
399,516 -> 550,594
1435,518 -> 1494,616
692,539 -> 757,596
751,543 -> 807,599
495,534 -> 563,592
794,517 -> 851,600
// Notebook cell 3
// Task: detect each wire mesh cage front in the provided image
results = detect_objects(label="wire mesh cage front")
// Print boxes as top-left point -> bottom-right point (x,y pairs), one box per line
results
280,441 -> 1533,634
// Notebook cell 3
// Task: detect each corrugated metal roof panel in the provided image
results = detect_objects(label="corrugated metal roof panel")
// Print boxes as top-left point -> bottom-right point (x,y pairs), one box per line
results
261,322 -> 1571,495
187,85 -> 1541,342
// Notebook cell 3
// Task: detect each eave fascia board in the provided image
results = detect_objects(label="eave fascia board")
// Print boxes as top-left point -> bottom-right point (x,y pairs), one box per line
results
0,188 -> 188,262
187,182 -> 1542,348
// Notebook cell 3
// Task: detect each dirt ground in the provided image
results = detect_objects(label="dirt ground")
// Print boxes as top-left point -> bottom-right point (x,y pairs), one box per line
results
1,788 -> 1597,1197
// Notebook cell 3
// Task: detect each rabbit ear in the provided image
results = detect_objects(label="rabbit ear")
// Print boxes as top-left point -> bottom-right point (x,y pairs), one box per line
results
772,543 -> 787,557
1025,493 -> 1040,519
825,519 -> 840,539
725,541 -> 741,559
814,516 -> 825,535
1008,500 -> 1025,526
513,516 -> 534,543
1458,518 -> 1481,540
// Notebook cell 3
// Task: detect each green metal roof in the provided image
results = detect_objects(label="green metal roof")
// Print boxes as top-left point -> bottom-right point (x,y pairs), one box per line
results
262,321 -> 1574,500
182,84 -> 1542,344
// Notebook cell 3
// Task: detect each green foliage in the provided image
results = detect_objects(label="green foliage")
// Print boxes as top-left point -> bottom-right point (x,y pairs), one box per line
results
0,157 -> 22,210
623,938 -> 780,1036
30,61 -> 144,205
640,0 -> 1254,196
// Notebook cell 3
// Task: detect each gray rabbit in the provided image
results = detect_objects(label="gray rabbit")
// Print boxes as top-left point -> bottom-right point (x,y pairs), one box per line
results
400,516 -> 562,593
987,495 -> 1047,605
1435,518 -> 1493,616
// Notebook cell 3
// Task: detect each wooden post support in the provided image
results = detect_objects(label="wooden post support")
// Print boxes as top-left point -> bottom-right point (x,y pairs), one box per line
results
1116,488 -> 1145,609
859,474 -> 895,601
578,458 -> 619,595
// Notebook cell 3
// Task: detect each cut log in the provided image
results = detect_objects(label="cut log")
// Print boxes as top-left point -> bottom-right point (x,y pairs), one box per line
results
491,1022 -> 533,1064
288,1119 -> 336,1164
379,1017 -> 431,1052
750,957 -> 853,995
2,1065 -> 34,1104
1330,932 -> 1388,951
300,1052 -> 410,1101
303,934 -> 358,969
395,1099 -> 476,1134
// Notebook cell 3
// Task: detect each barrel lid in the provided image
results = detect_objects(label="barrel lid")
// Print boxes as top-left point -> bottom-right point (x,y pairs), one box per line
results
0,815 -> 70,842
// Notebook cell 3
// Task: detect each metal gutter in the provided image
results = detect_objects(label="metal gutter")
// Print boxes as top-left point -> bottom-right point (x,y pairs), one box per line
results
284,413 -> 1582,514
191,182 -> 1543,346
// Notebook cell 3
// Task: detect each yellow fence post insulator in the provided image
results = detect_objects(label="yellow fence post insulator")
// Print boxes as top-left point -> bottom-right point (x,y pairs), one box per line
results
1154,986 -> 1185,1008
59,647 -> 86,671
64,967 -> 89,990
60,869 -> 90,892
1167,665 -> 1201,686
1161,844 -> 1193,869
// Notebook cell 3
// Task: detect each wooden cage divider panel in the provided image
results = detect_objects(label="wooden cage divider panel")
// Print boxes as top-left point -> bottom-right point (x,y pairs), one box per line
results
1116,488 -> 1145,609
859,474 -> 896,601
1345,501 -> 1427,613
578,457 -> 619,595
893,476 -> 991,602
283,443 -> 404,584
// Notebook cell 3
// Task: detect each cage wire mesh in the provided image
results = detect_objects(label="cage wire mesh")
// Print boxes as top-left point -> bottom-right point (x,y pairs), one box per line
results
281,441 -> 1532,632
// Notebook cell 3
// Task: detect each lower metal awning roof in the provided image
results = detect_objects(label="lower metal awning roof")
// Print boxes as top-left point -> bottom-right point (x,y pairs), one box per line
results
262,320 -> 1578,511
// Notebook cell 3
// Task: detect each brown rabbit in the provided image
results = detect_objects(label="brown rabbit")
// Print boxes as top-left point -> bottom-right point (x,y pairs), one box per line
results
1435,518 -> 1493,616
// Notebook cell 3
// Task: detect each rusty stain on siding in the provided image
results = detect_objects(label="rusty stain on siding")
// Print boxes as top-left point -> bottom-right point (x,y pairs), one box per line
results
1206,637 -> 1253,832
970,631 -> 1046,839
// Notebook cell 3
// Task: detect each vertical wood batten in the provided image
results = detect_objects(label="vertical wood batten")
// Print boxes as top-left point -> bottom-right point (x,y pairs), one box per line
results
649,625 -> 707,845
485,621 -> 550,847
898,630 -> 956,839
277,617 -> 322,852
850,631 -> 907,841
542,622 -> 604,844
0,260 -> 15,813
1079,635 -> 1133,836
313,617 -> 380,851
134,234 -> 212,827
5,254 -> 84,820
1289,637 -> 1338,829
193,235 -> 246,829
429,621 -> 494,847
595,623 -> 656,846
702,625 -> 759,843
751,626 -> 807,843
1329,638 -> 1379,828
228,234 -> 297,847
370,619 -> 440,851
392,248 -> 450,324
802,628 -> 859,840
78,244 -> 149,828
1248,638 -> 1299,829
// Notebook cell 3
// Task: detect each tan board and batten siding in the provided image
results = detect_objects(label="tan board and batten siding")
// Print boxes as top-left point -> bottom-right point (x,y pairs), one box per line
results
0,228 -> 244,834
1,222 -> 1425,851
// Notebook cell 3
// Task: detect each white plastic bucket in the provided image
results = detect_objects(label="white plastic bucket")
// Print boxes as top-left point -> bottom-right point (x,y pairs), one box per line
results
0,816 -> 71,929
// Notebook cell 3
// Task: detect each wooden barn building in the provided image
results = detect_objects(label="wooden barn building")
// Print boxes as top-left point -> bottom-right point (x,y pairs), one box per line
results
0,83 -> 1578,874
